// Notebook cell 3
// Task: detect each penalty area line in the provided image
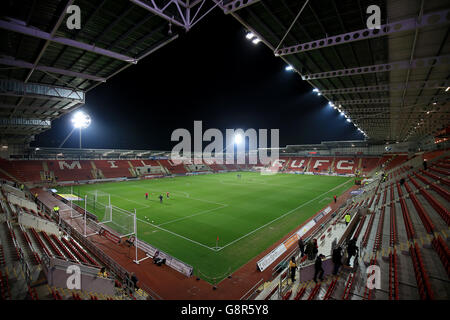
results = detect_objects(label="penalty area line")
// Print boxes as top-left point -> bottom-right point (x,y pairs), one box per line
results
136,217 -> 217,252
156,204 -> 228,227
215,178 -> 353,252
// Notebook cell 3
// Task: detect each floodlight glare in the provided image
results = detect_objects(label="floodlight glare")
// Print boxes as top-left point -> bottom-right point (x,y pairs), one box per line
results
285,65 -> 294,71
340,112 -> 345,116
234,133 -> 243,144
246,32 -> 255,40
346,118 -> 351,123
71,111 -> 91,129
252,38 -> 261,44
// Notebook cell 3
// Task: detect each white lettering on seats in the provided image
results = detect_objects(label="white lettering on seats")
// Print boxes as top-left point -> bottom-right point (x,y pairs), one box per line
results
290,160 -> 305,168
313,160 -> 329,169
337,160 -> 353,170
107,161 -> 118,168
58,161 -> 81,170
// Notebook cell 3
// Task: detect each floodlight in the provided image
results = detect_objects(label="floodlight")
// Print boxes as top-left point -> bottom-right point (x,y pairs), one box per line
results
234,133 -> 243,144
285,65 -> 294,71
328,102 -> 334,107
246,32 -> 255,40
340,112 -> 345,116
71,111 -> 91,129
312,88 -> 319,93
346,118 -> 351,122
252,38 -> 261,44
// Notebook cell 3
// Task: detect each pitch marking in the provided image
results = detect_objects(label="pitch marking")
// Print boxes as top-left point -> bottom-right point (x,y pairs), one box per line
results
216,178 -> 353,251
136,217 -> 216,251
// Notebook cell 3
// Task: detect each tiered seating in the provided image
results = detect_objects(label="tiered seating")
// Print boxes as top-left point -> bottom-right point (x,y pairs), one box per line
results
423,149 -> 445,161
385,155 -> 408,171
434,161 -> 450,170
18,205 -> 52,221
40,231 -> 65,259
362,256 -> 377,300
203,159 -> 225,172
0,245 -> 4,266
61,237 -> 89,265
341,273 -> 355,300
403,181 -> 435,233
68,238 -> 99,267
128,160 -> 146,167
360,157 -> 382,174
17,226 -> 41,265
323,278 -> 338,300
294,285 -> 307,300
285,157 -> 308,172
158,159 -> 188,174
333,157 -> 356,174
409,243 -> 434,300
0,159 -> 43,182
47,160 -> 93,182
412,180 -> 449,226
27,285 -> 39,300
29,228 -> 52,257
50,234 -> 77,261
431,236 -> 450,278
388,249 -> 399,300
0,270 -> 11,300
399,197 -> 415,240
373,207 -> 385,252
361,211 -> 375,248
414,171 -> 450,202
306,283 -> 321,300
309,157 -> 333,173
352,215 -> 366,240
429,166 -> 450,177
93,160 -> 132,179
4,222 -> 19,261
389,203 -> 398,247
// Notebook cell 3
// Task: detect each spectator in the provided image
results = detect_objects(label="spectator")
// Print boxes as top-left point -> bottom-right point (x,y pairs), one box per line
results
332,247 -> 342,275
97,267 -> 108,278
344,213 -> 351,226
130,272 -> 139,290
313,254 -> 325,283
333,195 -> 337,203
289,256 -> 297,283
298,237 -> 305,257
346,239 -> 359,266
312,239 -> 318,259
305,240 -> 314,260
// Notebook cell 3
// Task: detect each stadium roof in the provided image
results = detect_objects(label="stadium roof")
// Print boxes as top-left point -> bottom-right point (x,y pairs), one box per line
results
0,0 -> 217,144
1,0 -> 449,146
223,0 -> 450,143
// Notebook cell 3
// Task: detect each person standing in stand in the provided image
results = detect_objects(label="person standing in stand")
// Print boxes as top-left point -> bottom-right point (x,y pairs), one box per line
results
289,256 -> 297,283
298,237 -> 305,257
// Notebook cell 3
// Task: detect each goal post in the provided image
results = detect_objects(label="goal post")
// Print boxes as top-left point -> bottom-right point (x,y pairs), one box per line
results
99,204 -> 135,239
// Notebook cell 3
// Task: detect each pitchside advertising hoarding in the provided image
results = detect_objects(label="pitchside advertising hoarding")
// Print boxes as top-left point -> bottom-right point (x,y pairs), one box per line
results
256,206 -> 331,272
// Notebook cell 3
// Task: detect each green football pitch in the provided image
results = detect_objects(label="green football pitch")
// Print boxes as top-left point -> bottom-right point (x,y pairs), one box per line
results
58,172 -> 353,283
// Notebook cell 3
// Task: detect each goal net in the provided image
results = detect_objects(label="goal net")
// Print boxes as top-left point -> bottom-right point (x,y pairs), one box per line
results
100,204 -> 135,239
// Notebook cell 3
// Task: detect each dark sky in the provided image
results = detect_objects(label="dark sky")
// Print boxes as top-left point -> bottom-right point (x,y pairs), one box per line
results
32,9 -> 363,150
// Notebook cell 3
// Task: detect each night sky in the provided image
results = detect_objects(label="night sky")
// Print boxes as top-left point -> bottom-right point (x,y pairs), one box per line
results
32,9 -> 364,151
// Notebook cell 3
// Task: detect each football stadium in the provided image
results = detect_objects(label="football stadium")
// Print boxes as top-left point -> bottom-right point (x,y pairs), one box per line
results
0,0 -> 449,308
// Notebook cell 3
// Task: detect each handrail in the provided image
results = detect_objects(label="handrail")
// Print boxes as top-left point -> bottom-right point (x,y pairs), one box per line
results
240,278 -> 264,300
